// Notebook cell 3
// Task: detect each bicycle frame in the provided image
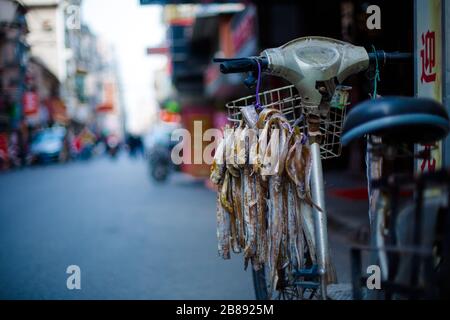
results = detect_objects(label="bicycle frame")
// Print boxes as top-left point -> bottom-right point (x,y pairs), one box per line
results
309,140 -> 330,299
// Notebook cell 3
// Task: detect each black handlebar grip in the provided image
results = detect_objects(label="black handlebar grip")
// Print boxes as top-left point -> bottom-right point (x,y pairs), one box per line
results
213,57 -> 268,74
368,50 -> 412,65
219,59 -> 256,74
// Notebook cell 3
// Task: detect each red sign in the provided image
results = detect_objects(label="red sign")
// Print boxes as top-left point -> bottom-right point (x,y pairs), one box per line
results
420,30 -> 436,83
231,9 -> 255,55
23,92 -> 39,116
147,46 -> 169,55
205,63 -> 220,86
420,144 -> 437,172
0,133 -> 8,164
97,82 -> 116,113
96,103 -> 114,113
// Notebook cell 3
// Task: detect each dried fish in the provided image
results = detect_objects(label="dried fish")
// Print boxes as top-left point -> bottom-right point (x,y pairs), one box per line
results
255,174 -> 267,267
242,167 -> 257,269
216,179 -> 230,259
287,182 -> 300,269
220,172 -> 234,215
267,175 -> 283,298
256,108 -> 280,129
236,126 -> 248,166
241,105 -> 259,129
224,126 -> 239,177
211,107 -> 331,298
210,137 -> 226,185
228,175 -> 241,254
231,175 -> 245,249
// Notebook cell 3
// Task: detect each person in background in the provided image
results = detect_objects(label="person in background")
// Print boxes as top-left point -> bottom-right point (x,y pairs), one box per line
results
18,117 -> 30,166
76,127 -> 97,160
126,133 -> 144,158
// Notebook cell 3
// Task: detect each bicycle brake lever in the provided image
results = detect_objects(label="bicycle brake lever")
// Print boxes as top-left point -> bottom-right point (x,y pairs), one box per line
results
243,72 -> 258,89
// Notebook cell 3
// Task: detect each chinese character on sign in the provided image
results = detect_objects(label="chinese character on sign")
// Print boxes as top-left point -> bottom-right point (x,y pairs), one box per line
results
23,91 -> 39,116
420,144 -> 436,172
420,31 -> 436,83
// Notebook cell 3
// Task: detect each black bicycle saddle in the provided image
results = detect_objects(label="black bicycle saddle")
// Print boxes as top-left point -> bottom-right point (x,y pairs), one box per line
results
341,96 -> 449,145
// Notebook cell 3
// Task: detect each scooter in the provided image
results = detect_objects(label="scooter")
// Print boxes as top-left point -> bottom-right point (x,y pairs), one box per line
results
215,36 -> 411,299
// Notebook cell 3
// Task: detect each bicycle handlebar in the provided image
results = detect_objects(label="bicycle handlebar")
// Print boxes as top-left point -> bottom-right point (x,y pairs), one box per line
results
214,50 -> 411,75
368,50 -> 412,65
213,57 -> 269,74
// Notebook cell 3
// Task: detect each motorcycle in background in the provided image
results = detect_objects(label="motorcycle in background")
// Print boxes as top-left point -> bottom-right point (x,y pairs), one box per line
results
145,122 -> 181,183
106,134 -> 120,159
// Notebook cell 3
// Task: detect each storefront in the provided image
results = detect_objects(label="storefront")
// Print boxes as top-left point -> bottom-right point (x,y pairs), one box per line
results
0,0 -> 29,168
414,0 -> 449,171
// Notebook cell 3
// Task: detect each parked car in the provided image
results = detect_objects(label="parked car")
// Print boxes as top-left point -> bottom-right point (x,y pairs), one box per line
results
30,126 -> 68,163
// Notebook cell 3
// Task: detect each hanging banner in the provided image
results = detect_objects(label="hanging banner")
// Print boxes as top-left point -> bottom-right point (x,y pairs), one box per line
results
414,0 -> 443,173
22,91 -> 39,117
0,132 -> 8,167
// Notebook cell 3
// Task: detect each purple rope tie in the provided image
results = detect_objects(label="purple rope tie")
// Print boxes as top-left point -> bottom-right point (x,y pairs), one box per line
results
255,59 -> 262,110
301,134 -> 308,145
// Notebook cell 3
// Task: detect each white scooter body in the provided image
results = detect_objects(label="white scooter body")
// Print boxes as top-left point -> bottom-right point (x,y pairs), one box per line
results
261,36 -> 369,106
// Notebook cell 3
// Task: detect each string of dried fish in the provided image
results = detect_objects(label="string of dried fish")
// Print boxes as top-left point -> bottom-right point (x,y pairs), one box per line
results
211,107 -> 326,297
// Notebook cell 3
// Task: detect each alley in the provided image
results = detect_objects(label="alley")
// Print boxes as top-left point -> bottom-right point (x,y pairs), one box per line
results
0,157 -> 255,299
0,156 -> 358,299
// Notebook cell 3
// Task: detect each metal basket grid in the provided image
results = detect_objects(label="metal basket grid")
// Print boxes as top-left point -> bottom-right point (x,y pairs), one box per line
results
225,85 -> 349,160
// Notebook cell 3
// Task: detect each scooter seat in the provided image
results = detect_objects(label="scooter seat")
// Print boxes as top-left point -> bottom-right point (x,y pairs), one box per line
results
341,97 -> 449,145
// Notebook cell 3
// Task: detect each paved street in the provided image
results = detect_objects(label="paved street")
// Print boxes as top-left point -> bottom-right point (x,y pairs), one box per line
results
0,156 -> 355,299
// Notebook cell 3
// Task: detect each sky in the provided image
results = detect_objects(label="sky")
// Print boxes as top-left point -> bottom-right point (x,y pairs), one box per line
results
82,0 -> 167,134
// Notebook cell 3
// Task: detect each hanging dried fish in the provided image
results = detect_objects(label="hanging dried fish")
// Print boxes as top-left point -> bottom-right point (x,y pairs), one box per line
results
255,174 -> 268,267
287,182 -> 300,269
242,166 -> 257,270
235,125 -> 248,166
210,136 -> 226,185
231,175 -> 245,248
285,129 -> 318,267
212,103 -> 329,298
220,171 -> 234,215
216,178 -> 231,259
266,174 -> 283,298
225,125 -> 240,178
260,115 -> 290,296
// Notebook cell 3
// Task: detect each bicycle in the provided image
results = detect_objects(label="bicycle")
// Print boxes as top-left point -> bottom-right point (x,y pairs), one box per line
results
214,36 -> 414,299
341,97 -> 450,299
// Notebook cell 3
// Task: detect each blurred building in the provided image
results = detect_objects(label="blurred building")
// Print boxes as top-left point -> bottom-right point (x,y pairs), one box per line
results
0,0 -> 124,168
143,3 -> 260,177
94,39 -> 124,140
23,0 -> 88,128
141,0 -> 416,175
27,56 -> 64,126
23,0 -> 124,136
0,0 -> 29,167
163,4 -> 213,177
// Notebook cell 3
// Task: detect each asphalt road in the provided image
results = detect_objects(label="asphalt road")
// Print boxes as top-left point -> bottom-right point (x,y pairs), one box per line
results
0,155 -> 353,299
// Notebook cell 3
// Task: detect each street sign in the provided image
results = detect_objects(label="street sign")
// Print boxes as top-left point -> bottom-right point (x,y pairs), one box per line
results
146,46 -> 169,55
22,91 -> 39,117
414,0 -> 443,173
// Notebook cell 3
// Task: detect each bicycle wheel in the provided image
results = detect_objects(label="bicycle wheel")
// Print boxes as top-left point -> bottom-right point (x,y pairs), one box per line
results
394,197 -> 447,299
252,238 -> 330,300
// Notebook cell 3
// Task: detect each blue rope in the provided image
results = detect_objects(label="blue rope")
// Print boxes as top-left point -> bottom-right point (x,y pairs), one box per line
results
371,45 -> 380,99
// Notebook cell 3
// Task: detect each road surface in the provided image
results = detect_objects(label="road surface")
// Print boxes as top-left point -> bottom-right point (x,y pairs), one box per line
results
0,156 -> 354,299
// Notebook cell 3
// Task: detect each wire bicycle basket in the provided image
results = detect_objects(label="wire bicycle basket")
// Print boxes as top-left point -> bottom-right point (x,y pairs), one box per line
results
225,84 -> 351,160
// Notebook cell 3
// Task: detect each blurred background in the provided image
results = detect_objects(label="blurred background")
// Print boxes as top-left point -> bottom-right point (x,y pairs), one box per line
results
0,0 -> 414,299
